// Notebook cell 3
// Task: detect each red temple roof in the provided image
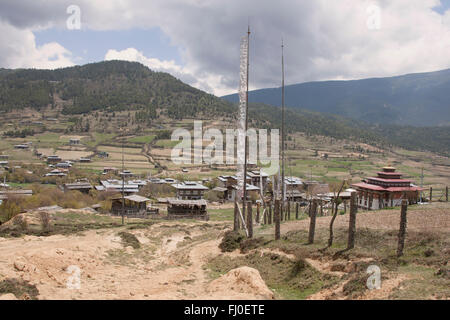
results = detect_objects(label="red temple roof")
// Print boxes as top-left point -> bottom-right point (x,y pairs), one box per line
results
368,177 -> 412,183
352,182 -> 424,192
377,171 -> 403,176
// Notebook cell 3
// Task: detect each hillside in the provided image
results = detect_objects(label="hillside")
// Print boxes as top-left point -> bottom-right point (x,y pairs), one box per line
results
222,69 -> 450,127
0,60 -> 234,119
0,61 -> 449,156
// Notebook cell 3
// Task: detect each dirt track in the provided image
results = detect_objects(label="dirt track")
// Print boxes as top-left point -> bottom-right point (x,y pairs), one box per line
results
0,203 -> 448,300
0,221 -> 273,300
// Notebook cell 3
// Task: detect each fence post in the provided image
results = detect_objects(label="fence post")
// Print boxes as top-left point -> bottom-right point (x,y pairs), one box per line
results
263,203 -> 267,225
429,187 -> 433,202
295,202 -> 299,220
287,201 -> 291,220
247,201 -> 253,238
308,199 -> 317,244
233,199 -> 240,231
446,186 -> 448,202
256,202 -> 260,224
397,199 -> 408,257
274,199 -> 280,240
347,192 -> 357,249
268,202 -> 272,224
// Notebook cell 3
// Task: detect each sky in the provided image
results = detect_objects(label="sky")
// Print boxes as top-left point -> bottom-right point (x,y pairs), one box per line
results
1,0 -> 450,96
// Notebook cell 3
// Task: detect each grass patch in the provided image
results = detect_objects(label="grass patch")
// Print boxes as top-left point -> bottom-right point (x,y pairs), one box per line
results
127,135 -> 156,144
0,278 -> 39,300
118,231 -> 141,249
208,251 -> 340,300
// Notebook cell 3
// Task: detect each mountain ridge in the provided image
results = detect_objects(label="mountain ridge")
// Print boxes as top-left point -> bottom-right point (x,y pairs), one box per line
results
222,68 -> 450,127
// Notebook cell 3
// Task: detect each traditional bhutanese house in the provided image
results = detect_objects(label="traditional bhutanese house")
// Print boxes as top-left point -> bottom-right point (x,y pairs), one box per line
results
45,169 -> 67,177
14,144 -> 29,149
47,155 -> 62,164
62,182 -> 93,193
98,179 -> 139,194
211,186 -> 228,201
352,167 -> 423,209
247,170 -> 269,189
56,162 -> 72,169
119,170 -> 134,178
0,189 -> 33,203
111,195 -> 150,216
231,184 -> 260,202
284,176 -> 303,192
285,189 -> 305,202
171,181 -> 209,200
167,199 -> 208,220
103,167 -> 118,174
69,138 -> 80,145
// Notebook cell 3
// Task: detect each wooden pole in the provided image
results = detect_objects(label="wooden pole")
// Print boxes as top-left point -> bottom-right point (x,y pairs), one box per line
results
287,201 -> 291,220
263,203 -> 267,225
397,199 -> 408,257
268,201 -> 272,224
295,202 -> 299,220
247,201 -> 253,238
233,199 -> 240,231
308,200 -> 317,244
446,186 -> 448,202
429,187 -> 433,202
274,199 -> 280,240
347,192 -> 357,249
256,202 -> 260,224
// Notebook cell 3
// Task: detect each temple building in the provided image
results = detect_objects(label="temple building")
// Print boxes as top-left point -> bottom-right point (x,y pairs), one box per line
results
351,167 -> 423,210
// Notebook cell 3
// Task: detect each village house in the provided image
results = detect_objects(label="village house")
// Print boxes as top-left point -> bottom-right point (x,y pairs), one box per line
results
79,157 -> 91,163
247,170 -> 269,189
96,179 -> 140,194
69,138 -> 81,145
119,170 -> 134,178
0,189 -> 33,203
167,199 -> 208,220
47,155 -> 62,164
352,167 -> 423,209
14,144 -> 29,150
111,195 -> 150,217
62,181 -> 93,194
45,169 -> 67,177
230,183 -> 260,202
172,181 -> 209,200
56,161 -> 72,169
102,167 -> 118,175
284,176 -> 304,191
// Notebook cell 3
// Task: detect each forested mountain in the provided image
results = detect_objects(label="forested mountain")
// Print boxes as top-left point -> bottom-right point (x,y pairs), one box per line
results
0,61 -> 448,156
222,69 -> 450,127
0,60 -> 234,118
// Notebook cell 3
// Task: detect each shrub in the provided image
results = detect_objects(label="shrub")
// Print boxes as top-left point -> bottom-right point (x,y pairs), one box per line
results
219,231 -> 244,252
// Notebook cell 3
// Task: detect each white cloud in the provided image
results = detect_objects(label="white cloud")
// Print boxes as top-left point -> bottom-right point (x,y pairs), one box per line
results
0,20 -> 74,69
2,0 -> 450,95
104,47 -> 231,96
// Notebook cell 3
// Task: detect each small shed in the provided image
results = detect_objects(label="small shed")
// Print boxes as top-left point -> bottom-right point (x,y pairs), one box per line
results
63,182 -> 93,193
69,138 -> 80,145
167,199 -> 208,220
111,195 -> 150,217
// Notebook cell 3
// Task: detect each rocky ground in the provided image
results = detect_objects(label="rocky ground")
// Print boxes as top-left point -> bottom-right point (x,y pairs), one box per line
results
0,202 -> 448,300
